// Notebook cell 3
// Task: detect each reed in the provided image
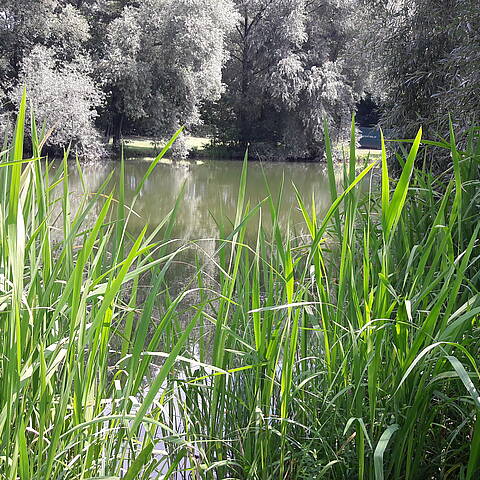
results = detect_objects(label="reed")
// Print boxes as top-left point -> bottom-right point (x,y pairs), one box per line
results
0,92 -> 478,479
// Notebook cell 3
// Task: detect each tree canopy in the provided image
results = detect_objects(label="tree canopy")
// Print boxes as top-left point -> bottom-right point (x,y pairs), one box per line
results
0,0 -> 237,156
206,0 -> 365,158
0,0 -> 477,161
367,0 -> 480,140
0,1 -> 103,155
101,0 -> 237,155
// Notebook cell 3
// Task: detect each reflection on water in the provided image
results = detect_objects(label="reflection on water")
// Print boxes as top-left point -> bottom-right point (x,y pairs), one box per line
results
49,157 -> 368,299
59,158 -> 336,242
49,159 -> 355,478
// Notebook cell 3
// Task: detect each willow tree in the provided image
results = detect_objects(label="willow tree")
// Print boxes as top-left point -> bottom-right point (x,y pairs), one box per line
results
0,0 -> 104,155
366,0 -> 480,144
12,46 -> 104,157
102,0 -> 237,155
0,0 -> 56,85
207,0 -> 365,159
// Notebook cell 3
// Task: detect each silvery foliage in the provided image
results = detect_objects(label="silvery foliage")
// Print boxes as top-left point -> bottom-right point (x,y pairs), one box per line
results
103,0 -> 238,157
0,85 -> 11,144
219,0 -> 364,158
0,110 -> 13,147
366,0 -> 480,142
12,46 -> 104,159
0,1 -> 104,157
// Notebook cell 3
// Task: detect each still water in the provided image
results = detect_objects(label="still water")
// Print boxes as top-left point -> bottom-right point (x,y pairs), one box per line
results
62,158 -> 339,242
58,158 -> 351,478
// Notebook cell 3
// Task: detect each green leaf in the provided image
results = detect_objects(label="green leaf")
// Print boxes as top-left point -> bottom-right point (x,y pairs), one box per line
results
122,442 -> 154,480
445,356 -> 480,409
385,128 -> 422,240
380,129 -> 390,230
374,424 -> 399,480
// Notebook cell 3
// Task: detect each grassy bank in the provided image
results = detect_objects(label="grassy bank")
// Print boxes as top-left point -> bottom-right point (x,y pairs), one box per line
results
120,136 -> 211,158
1,93 -> 479,479
120,135 -> 381,162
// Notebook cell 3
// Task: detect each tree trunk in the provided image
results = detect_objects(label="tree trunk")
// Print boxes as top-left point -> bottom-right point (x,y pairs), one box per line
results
239,9 -> 250,149
112,113 -> 124,149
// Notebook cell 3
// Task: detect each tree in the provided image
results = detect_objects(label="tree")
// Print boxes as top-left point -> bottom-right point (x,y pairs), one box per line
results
208,0 -> 365,159
0,1 -> 92,88
12,46 -> 104,158
0,1 -> 104,156
366,0 -> 480,146
101,0 -> 237,155
0,0 -> 55,86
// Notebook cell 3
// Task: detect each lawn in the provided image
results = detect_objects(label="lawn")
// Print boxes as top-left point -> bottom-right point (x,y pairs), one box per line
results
121,135 -> 211,157
120,135 -> 382,161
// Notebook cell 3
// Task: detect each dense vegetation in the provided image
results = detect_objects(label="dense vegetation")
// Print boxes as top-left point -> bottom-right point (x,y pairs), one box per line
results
1,0 -> 477,161
0,0 -> 236,157
1,93 -> 478,479
0,1 -> 478,478
202,0 -> 365,158
368,0 -> 480,142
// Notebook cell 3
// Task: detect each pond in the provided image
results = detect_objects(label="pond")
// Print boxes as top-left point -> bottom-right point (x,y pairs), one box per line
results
51,156 -> 374,302
75,157 -> 343,477
47,157 -> 374,478
61,158 -> 341,243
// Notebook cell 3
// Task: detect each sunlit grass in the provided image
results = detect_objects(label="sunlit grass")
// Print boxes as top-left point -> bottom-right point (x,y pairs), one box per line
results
116,135 -> 211,157
0,93 -> 479,479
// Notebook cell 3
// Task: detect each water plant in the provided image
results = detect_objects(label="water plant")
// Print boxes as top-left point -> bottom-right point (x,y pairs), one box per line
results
0,93 -> 479,479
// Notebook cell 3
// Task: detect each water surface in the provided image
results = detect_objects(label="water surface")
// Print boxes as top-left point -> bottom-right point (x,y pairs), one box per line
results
63,158 -> 338,243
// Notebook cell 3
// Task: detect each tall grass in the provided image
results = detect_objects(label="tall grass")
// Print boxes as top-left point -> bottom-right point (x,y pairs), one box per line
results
0,92 -> 479,479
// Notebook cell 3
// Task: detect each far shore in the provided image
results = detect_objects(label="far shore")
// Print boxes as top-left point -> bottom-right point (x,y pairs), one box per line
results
118,135 -> 381,162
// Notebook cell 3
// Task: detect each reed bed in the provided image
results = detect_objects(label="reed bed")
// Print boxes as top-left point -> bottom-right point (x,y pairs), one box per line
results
0,93 -> 479,479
